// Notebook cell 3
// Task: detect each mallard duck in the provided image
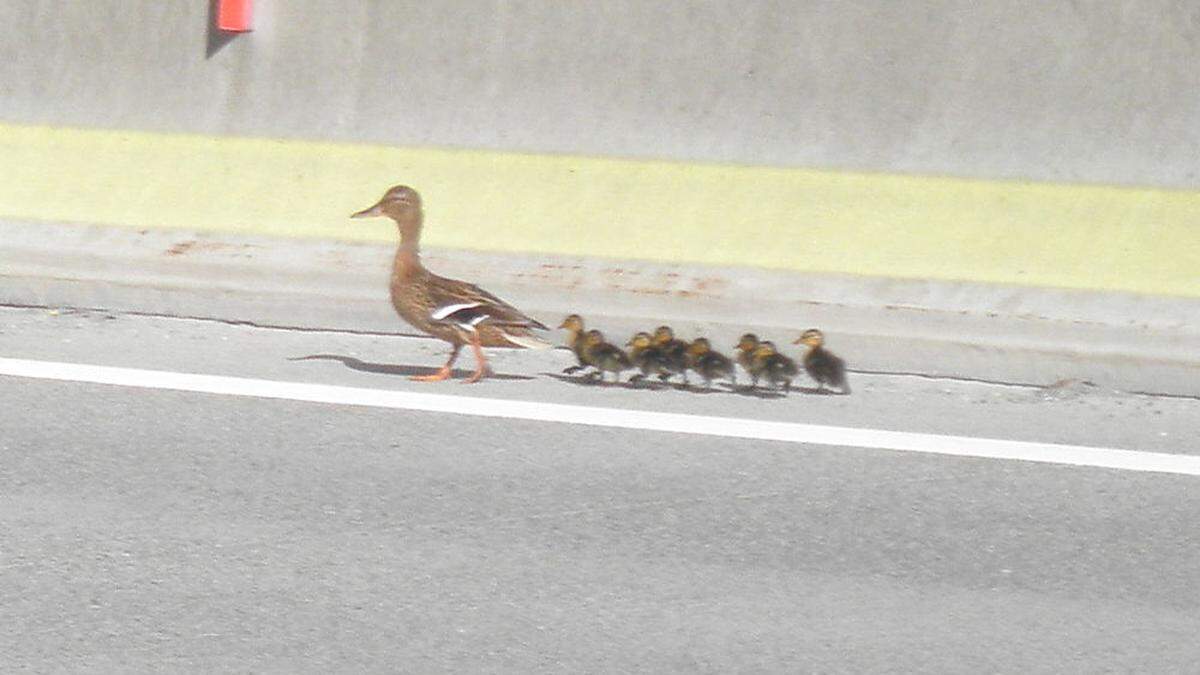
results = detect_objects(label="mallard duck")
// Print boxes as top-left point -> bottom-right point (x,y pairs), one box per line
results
686,338 -> 736,390
734,333 -> 760,376
749,340 -> 799,392
794,329 -> 851,394
626,331 -> 672,384
581,329 -> 630,383
558,314 -> 589,374
652,325 -> 690,384
351,185 -> 550,383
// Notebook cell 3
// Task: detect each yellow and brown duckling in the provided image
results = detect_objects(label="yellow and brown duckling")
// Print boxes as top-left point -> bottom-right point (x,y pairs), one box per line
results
558,314 -> 589,375
686,338 -> 736,390
794,329 -> 850,394
734,333 -> 761,376
652,325 -> 691,385
352,185 -> 551,383
626,331 -> 672,384
748,340 -> 799,392
581,329 -> 631,383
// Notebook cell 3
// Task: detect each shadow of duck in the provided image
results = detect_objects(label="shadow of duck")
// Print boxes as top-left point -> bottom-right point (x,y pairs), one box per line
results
291,354 -> 536,382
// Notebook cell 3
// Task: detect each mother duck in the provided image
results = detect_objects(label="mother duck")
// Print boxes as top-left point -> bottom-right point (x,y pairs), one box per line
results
351,185 -> 550,383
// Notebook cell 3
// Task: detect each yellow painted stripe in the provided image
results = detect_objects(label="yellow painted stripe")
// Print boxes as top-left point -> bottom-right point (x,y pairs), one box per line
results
1,123 -> 1197,297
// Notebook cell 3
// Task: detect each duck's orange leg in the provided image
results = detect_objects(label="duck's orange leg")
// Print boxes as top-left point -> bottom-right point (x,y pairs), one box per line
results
462,332 -> 491,384
411,343 -> 461,382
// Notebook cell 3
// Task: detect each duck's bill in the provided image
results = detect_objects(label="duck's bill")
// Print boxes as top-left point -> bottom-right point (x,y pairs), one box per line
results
350,203 -> 384,219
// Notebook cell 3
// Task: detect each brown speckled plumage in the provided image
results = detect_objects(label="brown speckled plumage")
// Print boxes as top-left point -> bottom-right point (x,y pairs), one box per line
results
388,254 -> 548,349
352,185 -> 548,382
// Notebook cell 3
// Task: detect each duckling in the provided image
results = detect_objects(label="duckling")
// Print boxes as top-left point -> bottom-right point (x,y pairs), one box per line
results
686,338 -> 736,390
626,331 -> 672,385
558,314 -> 589,374
794,329 -> 851,394
749,340 -> 799,392
580,329 -> 631,383
652,325 -> 690,385
351,185 -> 550,383
734,333 -> 761,377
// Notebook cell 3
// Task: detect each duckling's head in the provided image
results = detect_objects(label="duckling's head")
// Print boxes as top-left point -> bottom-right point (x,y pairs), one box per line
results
558,314 -> 584,331
794,329 -> 825,348
351,185 -> 423,231
736,333 -> 760,352
583,329 -> 606,347
753,341 -> 778,359
652,325 -> 675,345
687,337 -> 711,356
627,331 -> 654,349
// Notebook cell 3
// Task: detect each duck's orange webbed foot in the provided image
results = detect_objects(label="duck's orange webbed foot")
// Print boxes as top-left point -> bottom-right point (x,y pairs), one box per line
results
411,344 -> 461,382
411,366 -> 453,382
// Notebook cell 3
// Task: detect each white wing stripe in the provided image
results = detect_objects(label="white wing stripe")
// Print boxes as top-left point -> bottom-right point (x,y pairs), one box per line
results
431,302 -> 483,321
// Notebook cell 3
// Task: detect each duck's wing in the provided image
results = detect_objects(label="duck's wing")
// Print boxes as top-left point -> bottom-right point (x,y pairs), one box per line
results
425,274 -> 548,330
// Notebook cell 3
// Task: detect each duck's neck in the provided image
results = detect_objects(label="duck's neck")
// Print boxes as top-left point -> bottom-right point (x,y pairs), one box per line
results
393,217 -> 424,278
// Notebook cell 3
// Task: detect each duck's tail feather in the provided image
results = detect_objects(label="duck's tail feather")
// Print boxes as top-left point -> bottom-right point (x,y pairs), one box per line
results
503,332 -> 555,350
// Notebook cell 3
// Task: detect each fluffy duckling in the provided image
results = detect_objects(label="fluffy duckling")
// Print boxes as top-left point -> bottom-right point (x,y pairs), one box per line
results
749,340 -> 799,392
558,314 -> 589,374
652,325 -> 691,384
581,329 -> 631,383
794,329 -> 851,394
351,185 -> 550,383
734,333 -> 761,376
626,331 -> 672,384
686,338 -> 736,390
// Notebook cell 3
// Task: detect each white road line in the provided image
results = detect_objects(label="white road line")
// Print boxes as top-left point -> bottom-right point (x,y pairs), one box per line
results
0,356 -> 1196,477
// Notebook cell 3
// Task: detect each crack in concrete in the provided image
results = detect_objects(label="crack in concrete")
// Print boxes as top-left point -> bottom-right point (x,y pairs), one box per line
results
3,301 -> 1197,402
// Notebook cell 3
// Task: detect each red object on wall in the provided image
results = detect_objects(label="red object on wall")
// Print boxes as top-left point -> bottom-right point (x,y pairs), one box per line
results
217,0 -> 253,32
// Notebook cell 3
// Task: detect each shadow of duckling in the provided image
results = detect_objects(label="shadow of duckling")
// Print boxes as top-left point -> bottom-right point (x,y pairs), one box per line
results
291,354 -> 536,382
542,372 -> 786,398
541,372 -> 666,391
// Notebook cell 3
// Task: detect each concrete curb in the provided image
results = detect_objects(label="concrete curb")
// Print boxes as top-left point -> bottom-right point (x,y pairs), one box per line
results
4,124 -> 1200,298
3,219 -> 1198,397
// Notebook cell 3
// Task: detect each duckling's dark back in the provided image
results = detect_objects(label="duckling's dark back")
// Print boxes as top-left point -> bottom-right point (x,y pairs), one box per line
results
697,351 -> 734,378
632,343 -> 671,376
591,342 -> 630,371
805,347 -> 849,391
766,353 -> 799,381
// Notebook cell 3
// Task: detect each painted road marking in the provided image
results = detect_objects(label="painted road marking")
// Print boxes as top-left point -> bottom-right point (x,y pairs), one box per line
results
1,356 -> 1197,477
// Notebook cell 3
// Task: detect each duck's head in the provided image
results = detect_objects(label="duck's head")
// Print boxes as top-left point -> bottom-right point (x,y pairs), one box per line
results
753,341 -> 778,359
687,337 -> 711,356
794,329 -> 824,348
351,185 -> 423,230
626,331 -> 654,349
558,314 -> 584,331
652,325 -> 675,345
583,329 -> 606,347
736,333 -> 760,353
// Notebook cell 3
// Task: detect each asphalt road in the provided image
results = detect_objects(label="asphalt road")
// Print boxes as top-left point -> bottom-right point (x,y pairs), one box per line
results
3,306 -> 1199,672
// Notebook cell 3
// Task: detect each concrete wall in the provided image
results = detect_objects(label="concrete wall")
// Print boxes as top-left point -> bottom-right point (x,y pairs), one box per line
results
2,1 -> 1198,188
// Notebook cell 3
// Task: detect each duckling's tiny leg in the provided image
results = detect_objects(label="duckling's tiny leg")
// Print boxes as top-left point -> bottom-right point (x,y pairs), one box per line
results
462,332 -> 490,384
411,343 -> 461,382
